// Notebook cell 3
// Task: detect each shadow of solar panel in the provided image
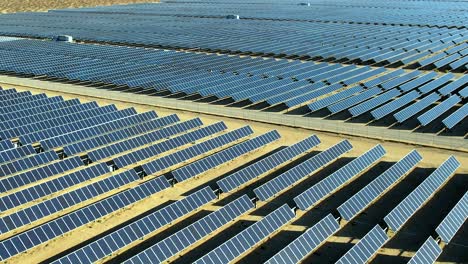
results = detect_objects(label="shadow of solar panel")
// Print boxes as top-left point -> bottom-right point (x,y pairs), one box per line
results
0,156 -> 83,192
217,135 -> 320,193
0,163 -> 108,212
193,204 -> 295,264
408,237 -> 442,264
125,195 -> 254,264
0,176 -> 170,261
384,156 -> 460,232
442,103 -> 468,130
337,150 -> 422,221
142,125 -> 253,175
254,139 -> 352,201
417,95 -> 461,126
0,169 -> 139,234
294,144 -> 385,211
435,191 -> 467,244
265,214 -> 339,264
336,225 -> 388,264
174,130 -> 280,183
114,121 -> 227,168
52,187 -> 216,264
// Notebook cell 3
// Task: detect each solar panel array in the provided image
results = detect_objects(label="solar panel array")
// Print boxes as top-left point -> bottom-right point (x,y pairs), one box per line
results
435,191 -> 468,244
408,237 -> 442,264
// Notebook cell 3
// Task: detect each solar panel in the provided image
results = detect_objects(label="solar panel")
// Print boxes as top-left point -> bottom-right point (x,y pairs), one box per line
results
417,95 -> 461,126
193,204 -> 295,264
460,87 -> 468,98
442,103 -> 468,130
435,191 -> 468,244
113,121 -> 228,168
173,130 -> 280,183
0,98 -> 79,122
328,87 -> 382,114
335,225 -> 388,264
438,75 -> 468,96
124,195 -> 255,264
0,144 -> 36,164
349,88 -> 401,117
398,71 -> 438,92
0,176 -> 170,261
338,150 -> 422,221
380,70 -> 421,90
87,116 -> 197,161
408,237 -> 442,264
265,214 -> 340,264
254,139 -> 353,201
51,187 -> 216,264
393,92 -> 441,123
294,144 -> 386,211
0,163 -> 108,212
361,69 -> 405,88
370,90 -> 421,120
217,135 -> 320,193
0,170 -> 139,234
418,73 -> 454,95
384,156 -> 460,232
64,115 -> 186,156
0,156 -> 83,192
0,150 -> 58,177
307,85 -> 363,112
142,125 -> 253,175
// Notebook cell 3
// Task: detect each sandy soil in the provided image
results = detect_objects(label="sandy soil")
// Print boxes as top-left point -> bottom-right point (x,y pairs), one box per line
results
0,0 -> 158,13
1,84 -> 466,264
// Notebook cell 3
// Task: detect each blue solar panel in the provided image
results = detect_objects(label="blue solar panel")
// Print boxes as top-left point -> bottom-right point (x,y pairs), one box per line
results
393,92 -> 441,123
173,130 -> 280,183
0,98 -> 79,122
338,150 -> 422,221
294,144 -> 386,211
193,204 -> 295,264
361,69 -> 405,88
380,70 -> 420,90
328,87 -> 382,114
113,121 -> 228,168
408,237 -> 442,264
336,225 -> 388,264
418,73 -> 454,94
384,156 -> 460,232
349,89 -> 401,117
0,150 -> 58,177
265,214 -> 340,264
0,170 -> 139,234
124,195 -> 255,264
435,191 -> 468,244
52,187 -> 217,264
438,75 -> 468,96
0,144 -> 36,164
307,86 -> 363,112
398,71 -> 438,92
217,135 -> 320,193
0,140 -> 14,152
460,87 -> 468,98
370,90 -> 421,120
0,176 -> 170,261
0,156 -> 83,192
254,139 -> 353,201
142,125 -> 253,175
442,103 -> 468,130
417,95 -> 461,126
0,163 -> 108,212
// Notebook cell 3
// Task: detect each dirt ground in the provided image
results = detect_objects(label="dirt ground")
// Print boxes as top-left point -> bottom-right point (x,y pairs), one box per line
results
0,0 -> 157,13
1,83 -> 467,264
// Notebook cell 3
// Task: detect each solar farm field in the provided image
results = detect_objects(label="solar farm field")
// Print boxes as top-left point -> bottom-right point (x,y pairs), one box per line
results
0,86 -> 466,264
0,0 -> 466,264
